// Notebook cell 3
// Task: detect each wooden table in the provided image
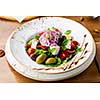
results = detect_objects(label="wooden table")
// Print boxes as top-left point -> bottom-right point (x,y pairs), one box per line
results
0,16 -> 100,83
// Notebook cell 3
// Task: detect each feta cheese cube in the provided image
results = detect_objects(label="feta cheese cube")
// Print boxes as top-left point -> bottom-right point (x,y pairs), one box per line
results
31,39 -> 39,49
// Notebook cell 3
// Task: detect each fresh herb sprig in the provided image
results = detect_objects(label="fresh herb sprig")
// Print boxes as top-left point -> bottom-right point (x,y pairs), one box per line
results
61,39 -> 69,50
64,30 -> 71,35
34,49 -> 47,56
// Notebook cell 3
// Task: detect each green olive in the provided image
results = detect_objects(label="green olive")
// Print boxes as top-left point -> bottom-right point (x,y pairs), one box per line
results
36,54 -> 47,64
45,58 -> 56,64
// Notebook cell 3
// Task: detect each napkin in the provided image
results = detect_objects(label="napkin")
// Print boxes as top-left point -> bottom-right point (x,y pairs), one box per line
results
13,16 -> 26,22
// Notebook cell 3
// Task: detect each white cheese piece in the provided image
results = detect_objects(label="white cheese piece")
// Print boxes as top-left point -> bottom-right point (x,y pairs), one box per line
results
50,45 -> 60,55
31,39 -> 39,49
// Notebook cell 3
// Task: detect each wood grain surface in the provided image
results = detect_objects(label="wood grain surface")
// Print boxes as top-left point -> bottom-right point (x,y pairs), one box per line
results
0,16 -> 100,83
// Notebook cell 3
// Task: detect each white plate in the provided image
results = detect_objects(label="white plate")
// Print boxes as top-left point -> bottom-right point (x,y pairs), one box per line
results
5,38 -> 96,81
5,17 -> 96,81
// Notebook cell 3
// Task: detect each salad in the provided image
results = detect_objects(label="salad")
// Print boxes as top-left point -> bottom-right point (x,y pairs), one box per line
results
26,27 -> 82,67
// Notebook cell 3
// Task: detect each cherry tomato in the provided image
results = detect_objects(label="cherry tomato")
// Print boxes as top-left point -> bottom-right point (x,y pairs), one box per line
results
27,48 -> 35,56
60,52 -> 66,60
39,32 -> 44,36
37,44 -> 48,50
72,41 -> 79,46
26,44 -> 31,48
71,42 -> 75,49
64,51 -> 69,57
59,49 -> 71,60
55,28 -> 60,32
71,41 -> 79,49
65,49 -> 75,54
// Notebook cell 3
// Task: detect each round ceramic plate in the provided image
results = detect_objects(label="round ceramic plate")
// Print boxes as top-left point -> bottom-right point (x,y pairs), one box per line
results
5,17 -> 96,81
5,38 -> 96,81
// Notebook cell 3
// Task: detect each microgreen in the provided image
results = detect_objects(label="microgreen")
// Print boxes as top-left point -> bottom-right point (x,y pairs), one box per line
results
64,30 -> 71,35
47,48 -> 56,56
27,38 -> 34,44
33,35 -> 40,40
75,46 -> 82,54
34,49 -> 47,55
61,39 -> 69,50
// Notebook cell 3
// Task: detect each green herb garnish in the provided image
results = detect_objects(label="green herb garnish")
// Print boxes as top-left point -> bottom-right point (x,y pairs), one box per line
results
62,39 -> 69,45
34,49 -> 47,55
27,38 -> 34,44
61,46 -> 66,50
55,56 -> 62,65
48,27 -> 55,31
27,35 -> 40,44
47,48 -> 56,56
50,48 -> 56,53
63,55 -> 73,63
64,30 -> 71,35
75,46 -> 82,54
33,35 -> 40,40
61,39 -> 69,50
